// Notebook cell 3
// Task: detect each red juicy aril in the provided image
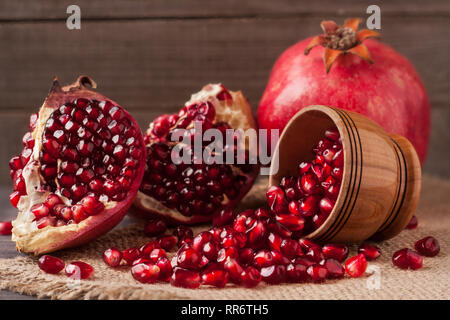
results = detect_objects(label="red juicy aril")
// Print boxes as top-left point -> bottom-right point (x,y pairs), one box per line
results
9,76 -> 146,255
267,127 -> 343,236
134,84 -> 259,224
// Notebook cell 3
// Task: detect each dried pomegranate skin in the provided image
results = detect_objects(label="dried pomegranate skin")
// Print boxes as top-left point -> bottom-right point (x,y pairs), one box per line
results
10,76 -> 146,255
133,84 -> 259,225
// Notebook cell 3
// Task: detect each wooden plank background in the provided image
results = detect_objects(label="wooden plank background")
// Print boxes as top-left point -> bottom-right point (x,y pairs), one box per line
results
0,0 -> 449,187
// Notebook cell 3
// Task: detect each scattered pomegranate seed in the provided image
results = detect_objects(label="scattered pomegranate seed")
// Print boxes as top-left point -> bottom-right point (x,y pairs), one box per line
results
358,243 -> 381,261
405,215 -> 418,229
0,221 -> 13,235
307,264 -> 329,282
171,267 -> 201,289
414,236 -> 440,257
345,254 -> 367,278
122,247 -> 141,265
103,247 -> 122,267
131,263 -> 160,284
322,243 -> 349,262
38,255 -> 65,274
392,248 -> 423,270
144,219 -> 167,237
321,259 -> 345,279
158,234 -> 178,251
65,261 -> 94,279
201,269 -> 229,288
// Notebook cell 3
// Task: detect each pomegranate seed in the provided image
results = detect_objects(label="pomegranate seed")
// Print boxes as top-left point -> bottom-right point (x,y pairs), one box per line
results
414,236 -> 440,257
299,238 -> 320,253
293,256 -> 316,268
345,254 -> 367,277
36,216 -> 56,229
171,267 -> 201,289
217,247 -> 239,265
71,204 -> 88,223
149,248 -> 167,262
202,269 -> 229,288
392,248 -> 423,270
268,232 -> 283,251
321,258 -> 345,279
192,231 -> 213,252
103,247 -> 122,267
280,239 -> 300,259
266,186 -> 285,209
319,197 -> 334,215
140,240 -> 161,256
122,248 -> 141,265
38,255 -> 65,274
307,264 -> 329,282
239,247 -> 255,266
65,261 -> 94,279
80,196 -> 104,215
223,258 -> 244,283
253,250 -> 274,268
406,215 -> 418,229
275,214 -> 304,232
9,191 -> 21,208
325,128 -> 340,141
260,265 -> 286,284
358,243 -> 381,261
322,244 -> 349,262
132,258 -> 152,266
158,235 -> 178,251
131,263 -> 160,284
240,266 -> 261,288
44,194 -> 63,210
212,209 -> 235,227
286,263 -> 308,283
202,241 -> 219,261
144,219 -> 167,237
0,221 -> 13,235
177,247 -> 201,270
173,225 -> 193,241
156,256 -> 173,281
31,203 -> 50,220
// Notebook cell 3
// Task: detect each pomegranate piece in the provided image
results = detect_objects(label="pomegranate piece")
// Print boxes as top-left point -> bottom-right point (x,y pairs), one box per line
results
0,221 -> 13,235
414,236 -> 440,257
345,254 -> 367,277
131,263 -> 160,284
9,76 -> 146,255
65,261 -> 94,279
307,264 -> 329,282
38,255 -> 65,274
201,269 -> 229,288
240,266 -> 261,288
322,243 -> 349,262
144,219 -> 167,237
122,247 -> 141,265
171,267 -> 201,289
406,215 -> 418,229
392,248 -> 423,270
358,243 -> 381,261
134,84 -> 259,225
103,247 -> 122,267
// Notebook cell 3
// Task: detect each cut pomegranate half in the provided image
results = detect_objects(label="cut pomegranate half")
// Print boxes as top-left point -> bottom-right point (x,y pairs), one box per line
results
10,76 -> 146,255
133,84 -> 259,224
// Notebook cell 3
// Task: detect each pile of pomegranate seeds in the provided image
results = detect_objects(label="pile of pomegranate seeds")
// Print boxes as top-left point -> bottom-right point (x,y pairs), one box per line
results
9,98 -> 144,228
267,128 -> 343,236
38,255 -> 94,279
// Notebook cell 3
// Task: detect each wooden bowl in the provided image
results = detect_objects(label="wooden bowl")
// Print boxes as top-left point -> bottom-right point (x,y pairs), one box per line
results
269,105 -> 421,243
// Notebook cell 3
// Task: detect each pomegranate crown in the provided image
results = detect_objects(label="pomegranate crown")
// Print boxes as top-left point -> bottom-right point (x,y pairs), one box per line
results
304,18 -> 381,73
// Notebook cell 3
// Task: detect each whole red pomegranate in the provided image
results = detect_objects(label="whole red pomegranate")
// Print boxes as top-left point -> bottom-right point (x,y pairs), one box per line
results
133,84 -> 259,225
9,76 -> 146,254
258,18 -> 430,163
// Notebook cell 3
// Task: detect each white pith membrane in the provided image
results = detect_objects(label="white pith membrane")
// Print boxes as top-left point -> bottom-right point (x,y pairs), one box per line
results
11,77 -> 145,254
134,84 -> 258,223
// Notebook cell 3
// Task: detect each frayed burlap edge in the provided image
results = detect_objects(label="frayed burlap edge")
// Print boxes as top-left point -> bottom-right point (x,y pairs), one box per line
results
0,175 -> 449,300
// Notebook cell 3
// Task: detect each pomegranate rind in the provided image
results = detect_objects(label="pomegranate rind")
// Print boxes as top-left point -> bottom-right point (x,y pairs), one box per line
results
133,84 -> 259,225
12,76 -> 146,255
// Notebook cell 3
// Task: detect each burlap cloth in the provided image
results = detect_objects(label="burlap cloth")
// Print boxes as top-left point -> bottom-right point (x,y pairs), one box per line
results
0,174 -> 448,300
